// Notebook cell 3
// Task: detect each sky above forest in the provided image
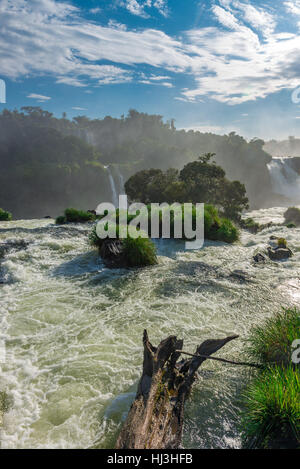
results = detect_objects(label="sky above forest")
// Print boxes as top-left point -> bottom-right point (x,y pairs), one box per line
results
1,0 -> 300,139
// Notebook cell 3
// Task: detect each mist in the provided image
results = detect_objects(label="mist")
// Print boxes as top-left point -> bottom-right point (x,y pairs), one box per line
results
0,107 -> 300,219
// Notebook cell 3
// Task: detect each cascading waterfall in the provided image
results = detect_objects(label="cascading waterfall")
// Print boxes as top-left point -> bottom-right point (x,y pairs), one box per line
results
104,165 -> 126,207
105,166 -> 119,207
267,157 -> 300,202
116,166 -> 126,195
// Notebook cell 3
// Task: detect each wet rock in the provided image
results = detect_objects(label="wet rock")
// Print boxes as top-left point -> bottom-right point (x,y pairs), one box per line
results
229,270 -> 252,283
267,247 -> 293,261
99,238 -> 125,266
0,239 -> 29,257
253,253 -> 266,264
44,215 -> 52,219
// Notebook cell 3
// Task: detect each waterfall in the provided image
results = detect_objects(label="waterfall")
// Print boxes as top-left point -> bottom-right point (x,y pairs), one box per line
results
105,166 -> 119,207
267,157 -> 300,202
83,130 -> 95,146
116,166 -> 126,195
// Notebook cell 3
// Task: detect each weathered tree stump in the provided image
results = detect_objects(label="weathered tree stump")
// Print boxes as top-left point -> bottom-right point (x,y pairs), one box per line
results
116,330 -> 238,449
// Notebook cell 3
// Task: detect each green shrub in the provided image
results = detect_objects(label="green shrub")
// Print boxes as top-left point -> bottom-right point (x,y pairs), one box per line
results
89,225 -> 101,248
246,308 -> 300,366
241,217 -> 260,233
89,225 -> 157,267
277,238 -> 287,248
56,208 -> 96,224
55,215 -> 67,225
0,208 -> 12,221
242,307 -> 300,448
286,223 -> 296,229
284,207 -> 300,226
123,236 -> 158,267
64,208 -> 95,223
89,224 -> 123,249
242,366 -> 300,447
213,217 -> 239,243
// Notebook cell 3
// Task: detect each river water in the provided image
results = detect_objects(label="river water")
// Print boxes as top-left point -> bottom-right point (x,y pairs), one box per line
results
0,207 -> 299,449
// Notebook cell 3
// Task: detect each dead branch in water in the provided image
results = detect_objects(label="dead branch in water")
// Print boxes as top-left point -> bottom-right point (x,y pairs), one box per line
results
116,330 -> 240,449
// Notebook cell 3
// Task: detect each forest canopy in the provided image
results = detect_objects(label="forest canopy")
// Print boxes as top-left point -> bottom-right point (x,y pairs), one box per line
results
0,107 -> 274,219
125,153 -> 249,221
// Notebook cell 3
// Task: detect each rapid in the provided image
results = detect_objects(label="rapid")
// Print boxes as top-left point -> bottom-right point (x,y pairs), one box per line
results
0,208 -> 299,448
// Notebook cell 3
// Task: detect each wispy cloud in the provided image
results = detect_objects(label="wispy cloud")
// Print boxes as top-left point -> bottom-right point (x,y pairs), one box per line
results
90,8 -> 101,15
27,93 -> 51,102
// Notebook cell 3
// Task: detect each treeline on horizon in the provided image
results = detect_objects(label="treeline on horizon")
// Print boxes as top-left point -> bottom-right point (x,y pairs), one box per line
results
264,136 -> 300,161
0,106 -> 281,219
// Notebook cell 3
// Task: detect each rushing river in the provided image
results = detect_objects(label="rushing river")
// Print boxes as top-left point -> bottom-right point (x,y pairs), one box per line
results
0,207 -> 300,449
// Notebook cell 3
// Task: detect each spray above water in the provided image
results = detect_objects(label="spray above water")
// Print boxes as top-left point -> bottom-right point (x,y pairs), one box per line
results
267,157 -> 300,203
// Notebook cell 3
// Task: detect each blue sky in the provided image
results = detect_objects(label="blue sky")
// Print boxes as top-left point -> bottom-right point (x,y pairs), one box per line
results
1,0 -> 300,139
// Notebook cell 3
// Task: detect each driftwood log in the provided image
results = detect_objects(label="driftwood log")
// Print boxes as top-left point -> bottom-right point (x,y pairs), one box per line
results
116,330 -> 238,449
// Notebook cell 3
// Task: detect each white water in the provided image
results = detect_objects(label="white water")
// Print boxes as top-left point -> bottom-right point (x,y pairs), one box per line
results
117,167 -> 126,196
0,209 -> 300,448
105,167 -> 119,207
267,157 -> 300,203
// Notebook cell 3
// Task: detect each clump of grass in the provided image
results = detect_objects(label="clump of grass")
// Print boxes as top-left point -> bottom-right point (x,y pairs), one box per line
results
240,217 -> 260,233
277,238 -> 287,248
55,208 -> 95,224
286,223 -> 296,229
246,308 -> 300,366
0,208 -> 12,221
123,236 -> 157,267
89,224 -> 102,248
55,215 -> 67,225
242,366 -> 299,447
89,224 -> 157,267
203,205 -> 239,243
242,307 -> 300,448
213,217 -> 239,243
64,208 -> 95,223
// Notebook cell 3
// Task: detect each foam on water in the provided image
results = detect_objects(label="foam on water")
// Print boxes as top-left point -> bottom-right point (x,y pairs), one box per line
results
0,210 -> 299,448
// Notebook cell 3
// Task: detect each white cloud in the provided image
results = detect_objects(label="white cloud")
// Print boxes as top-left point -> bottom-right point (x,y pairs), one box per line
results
124,0 -> 148,18
212,5 -> 241,30
160,81 -> 173,88
233,1 -> 276,36
119,0 -> 168,18
149,75 -> 171,81
180,1 -> 300,104
153,0 -> 168,17
27,93 -> 51,102
0,0 -> 187,86
285,0 -> 300,16
1,0 -> 300,106
90,8 -> 101,14
72,106 -> 87,111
